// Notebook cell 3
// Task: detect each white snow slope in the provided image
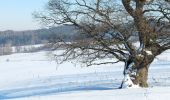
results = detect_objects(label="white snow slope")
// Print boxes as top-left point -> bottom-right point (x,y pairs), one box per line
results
0,50 -> 170,100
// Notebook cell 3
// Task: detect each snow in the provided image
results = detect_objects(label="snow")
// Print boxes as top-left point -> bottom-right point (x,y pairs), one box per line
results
121,61 -> 138,88
12,44 -> 44,53
12,87 -> 170,100
144,49 -> 153,55
0,50 -> 170,100
121,74 -> 139,89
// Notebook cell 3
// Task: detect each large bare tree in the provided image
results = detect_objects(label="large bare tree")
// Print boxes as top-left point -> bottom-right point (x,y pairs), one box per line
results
35,0 -> 170,88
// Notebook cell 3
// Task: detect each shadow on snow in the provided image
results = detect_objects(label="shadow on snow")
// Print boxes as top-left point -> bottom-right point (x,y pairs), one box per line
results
0,72 -> 121,99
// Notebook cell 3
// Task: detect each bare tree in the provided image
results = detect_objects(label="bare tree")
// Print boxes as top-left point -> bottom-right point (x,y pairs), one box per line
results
35,0 -> 170,88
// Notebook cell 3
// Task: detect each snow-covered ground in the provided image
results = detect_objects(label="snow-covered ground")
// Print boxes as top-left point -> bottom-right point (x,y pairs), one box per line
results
0,50 -> 170,100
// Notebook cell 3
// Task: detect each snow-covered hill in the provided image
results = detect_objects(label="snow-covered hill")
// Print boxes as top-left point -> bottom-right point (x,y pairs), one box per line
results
0,50 -> 170,100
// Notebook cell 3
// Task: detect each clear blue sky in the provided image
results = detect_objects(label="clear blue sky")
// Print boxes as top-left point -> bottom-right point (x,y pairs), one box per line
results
0,0 -> 48,31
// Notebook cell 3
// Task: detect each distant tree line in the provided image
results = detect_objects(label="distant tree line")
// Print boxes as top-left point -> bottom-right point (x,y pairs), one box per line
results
0,25 -> 86,46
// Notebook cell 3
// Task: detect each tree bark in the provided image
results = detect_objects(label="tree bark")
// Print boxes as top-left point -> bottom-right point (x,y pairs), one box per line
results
120,54 -> 155,88
134,64 -> 149,87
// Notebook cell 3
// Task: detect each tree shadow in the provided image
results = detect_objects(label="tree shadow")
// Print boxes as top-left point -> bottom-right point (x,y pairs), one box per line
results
0,82 -> 120,99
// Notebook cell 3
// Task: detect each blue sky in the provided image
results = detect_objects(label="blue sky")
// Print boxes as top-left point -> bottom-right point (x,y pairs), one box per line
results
0,0 -> 48,31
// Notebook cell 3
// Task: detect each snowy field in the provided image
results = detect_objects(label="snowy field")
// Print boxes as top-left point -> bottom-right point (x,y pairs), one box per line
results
0,50 -> 170,100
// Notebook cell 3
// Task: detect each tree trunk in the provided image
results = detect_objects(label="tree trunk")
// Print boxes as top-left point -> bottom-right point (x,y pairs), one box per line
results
120,55 -> 154,88
134,65 -> 149,87
120,58 -> 138,88
133,53 -> 155,87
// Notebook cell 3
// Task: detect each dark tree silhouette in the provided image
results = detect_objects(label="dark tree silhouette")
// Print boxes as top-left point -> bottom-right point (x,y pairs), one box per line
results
35,0 -> 170,88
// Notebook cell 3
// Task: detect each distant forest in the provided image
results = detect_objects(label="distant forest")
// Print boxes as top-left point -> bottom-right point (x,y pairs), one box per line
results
0,25 -> 84,46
